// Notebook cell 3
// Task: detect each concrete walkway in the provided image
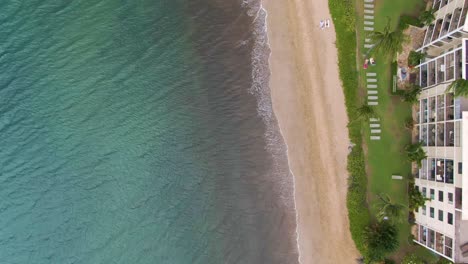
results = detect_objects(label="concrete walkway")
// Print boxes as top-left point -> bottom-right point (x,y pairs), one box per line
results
363,0 -> 380,141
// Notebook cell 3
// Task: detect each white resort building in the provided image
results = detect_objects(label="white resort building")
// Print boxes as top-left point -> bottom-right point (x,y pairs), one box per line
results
410,0 -> 468,262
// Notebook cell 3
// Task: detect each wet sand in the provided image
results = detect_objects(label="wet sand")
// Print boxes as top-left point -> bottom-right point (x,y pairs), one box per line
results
263,0 -> 360,263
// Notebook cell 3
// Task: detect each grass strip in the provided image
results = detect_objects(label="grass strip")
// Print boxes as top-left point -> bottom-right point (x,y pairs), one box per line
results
329,0 -> 371,256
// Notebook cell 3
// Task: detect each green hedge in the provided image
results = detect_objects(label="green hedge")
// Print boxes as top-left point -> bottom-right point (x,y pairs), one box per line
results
398,15 -> 423,30
329,0 -> 371,255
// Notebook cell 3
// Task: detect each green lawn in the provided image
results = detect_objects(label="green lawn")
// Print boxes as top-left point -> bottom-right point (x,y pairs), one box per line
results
355,0 -> 440,262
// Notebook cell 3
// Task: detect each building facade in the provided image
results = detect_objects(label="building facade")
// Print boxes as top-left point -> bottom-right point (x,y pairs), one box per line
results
411,0 -> 468,262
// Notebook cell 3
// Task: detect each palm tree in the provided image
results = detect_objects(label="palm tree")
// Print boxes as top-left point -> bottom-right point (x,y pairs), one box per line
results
419,8 -> 436,26
370,18 -> 408,60
405,142 -> 427,168
400,84 -> 422,104
354,104 -> 377,122
364,221 -> 399,262
376,193 -> 406,223
445,79 -> 468,97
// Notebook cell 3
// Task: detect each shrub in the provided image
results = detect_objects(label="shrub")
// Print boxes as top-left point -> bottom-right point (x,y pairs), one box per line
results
398,15 -> 422,30
408,51 -> 426,67
365,222 -> 399,262
329,0 -> 371,256
404,117 -> 415,130
436,257 -> 454,263
399,84 -> 422,104
402,254 -> 424,264
419,8 -> 436,26
408,184 -> 429,211
405,142 -> 427,168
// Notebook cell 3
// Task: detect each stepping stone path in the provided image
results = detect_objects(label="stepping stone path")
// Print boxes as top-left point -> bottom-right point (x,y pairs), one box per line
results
363,0 -> 380,141
369,119 -> 382,140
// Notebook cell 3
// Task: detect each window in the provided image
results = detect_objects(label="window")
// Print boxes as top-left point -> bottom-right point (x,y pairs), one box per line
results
448,213 -> 453,225
459,162 -> 463,174
430,207 -> 435,218
423,187 -> 427,197
415,185 -> 419,191
448,193 -> 454,204
430,189 -> 435,199
438,210 -> 444,221
422,206 -> 427,215
439,191 -> 443,202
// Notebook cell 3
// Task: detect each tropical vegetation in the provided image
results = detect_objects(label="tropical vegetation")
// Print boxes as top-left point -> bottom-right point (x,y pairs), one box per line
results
355,104 -> 377,122
398,84 -> 422,104
405,142 -> 427,168
408,51 -> 425,67
365,221 -> 399,262
408,184 -> 430,211
404,117 -> 416,130
331,0 -> 439,262
370,18 -> 408,60
446,79 -> 468,98
376,193 -> 406,223
402,254 -> 424,264
419,8 -> 436,26
329,0 -> 371,256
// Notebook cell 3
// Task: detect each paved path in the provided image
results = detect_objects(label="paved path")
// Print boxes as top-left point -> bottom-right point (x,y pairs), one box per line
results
363,0 -> 381,141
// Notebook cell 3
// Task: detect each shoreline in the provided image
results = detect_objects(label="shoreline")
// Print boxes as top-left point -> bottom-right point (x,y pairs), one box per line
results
262,0 -> 359,263
257,3 -> 303,263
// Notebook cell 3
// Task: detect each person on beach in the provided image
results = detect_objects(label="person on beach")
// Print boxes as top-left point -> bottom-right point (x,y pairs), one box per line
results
364,59 -> 369,69
326,19 -> 330,28
320,20 -> 324,30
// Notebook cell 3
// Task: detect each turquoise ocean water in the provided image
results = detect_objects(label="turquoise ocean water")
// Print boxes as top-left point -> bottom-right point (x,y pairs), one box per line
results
0,1 -> 299,263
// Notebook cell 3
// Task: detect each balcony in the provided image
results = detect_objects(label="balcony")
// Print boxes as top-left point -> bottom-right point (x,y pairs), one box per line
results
429,124 -> 436,146
429,229 -> 436,249
445,159 -> 454,183
449,8 -> 463,32
419,0 -> 468,50
445,236 -> 453,259
434,0 -> 442,11
416,48 -> 463,90
446,121 -> 455,146
432,19 -> 444,42
441,13 -> 453,37
436,232 -> 445,254
456,187 -> 462,209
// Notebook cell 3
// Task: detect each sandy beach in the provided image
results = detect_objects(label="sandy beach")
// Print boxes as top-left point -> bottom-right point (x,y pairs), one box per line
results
263,0 -> 360,263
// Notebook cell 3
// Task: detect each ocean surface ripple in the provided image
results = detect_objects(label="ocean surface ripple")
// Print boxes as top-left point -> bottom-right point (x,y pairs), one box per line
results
0,1 -> 299,263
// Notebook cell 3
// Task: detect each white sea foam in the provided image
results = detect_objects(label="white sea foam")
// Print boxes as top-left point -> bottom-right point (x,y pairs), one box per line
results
243,1 -> 303,263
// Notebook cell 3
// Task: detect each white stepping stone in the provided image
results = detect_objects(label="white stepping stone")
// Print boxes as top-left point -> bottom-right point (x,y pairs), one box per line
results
370,136 -> 381,140
368,96 -> 378,100
364,27 -> 374,31
369,118 -> 380,122
367,84 -> 377,88
364,44 -> 374,48
365,38 -> 372,42
367,78 -> 377,83
364,21 -> 374,26
370,123 -> 380,128
364,4 -> 374,9
368,101 -> 378,105
366,72 -> 377,77
371,129 -> 381,134
364,9 -> 374,14
368,90 -> 378,94
364,0 -> 374,2
364,15 -> 374,20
